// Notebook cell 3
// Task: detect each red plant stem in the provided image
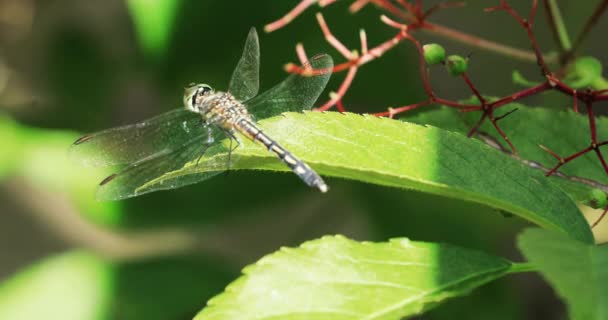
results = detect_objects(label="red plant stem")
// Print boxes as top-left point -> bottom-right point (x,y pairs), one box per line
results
545,145 -> 593,177
317,66 -> 358,111
317,13 -> 354,59
373,98 -> 477,117
486,1 -> 524,25
529,0 -> 539,25
539,144 -> 562,161
434,97 -> 477,109
305,13 -> 411,111
491,82 -> 553,109
420,21 -> 541,63
467,113 -> 487,137
527,13 -> 551,74
596,94 -> 608,101
461,71 -> 518,153
296,43 -> 309,65
373,99 -> 431,117
403,31 -> 434,97
264,0 -> 318,33
545,75 -> 581,98
462,73 -> 486,104
370,0 -> 408,18
349,0 -> 371,13
595,149 -> 608,174
275,1 -> 608,205
584,101 -> 608,174
587,101 -> 597,143
360,29 -> 368,54
319,0 -> 337,5
267,0 -> 549,63
543,104 -> 608,178
524,4 -> 550,75
543,99 -> 608,177
395,0 -> 418,17
488,113 -> 517,154
592,207 -> 608,228
422,2 -> 466,20
336,99 -> 346,112
488,0 -> 550,75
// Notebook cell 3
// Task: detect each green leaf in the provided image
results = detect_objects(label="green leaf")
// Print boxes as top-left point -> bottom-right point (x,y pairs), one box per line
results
0,114 -> 22,178
0,251 -> 112,320
593,76 -> 608,90
127,0 -> 181,58
151,111 -> 592,243
512,70 -> 541,87
564,56 -> 603,89
403,105 -> 608,209
0,114 -> 122,226
195,235 -> 512,320
517,228 -> 608,320
0,251 -> 234,320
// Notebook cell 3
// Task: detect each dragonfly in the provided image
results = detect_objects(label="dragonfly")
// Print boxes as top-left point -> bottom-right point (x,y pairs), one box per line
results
70,28 -> 333,200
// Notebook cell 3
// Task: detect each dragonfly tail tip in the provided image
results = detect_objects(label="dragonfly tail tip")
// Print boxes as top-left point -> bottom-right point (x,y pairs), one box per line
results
319,183 -> 329,193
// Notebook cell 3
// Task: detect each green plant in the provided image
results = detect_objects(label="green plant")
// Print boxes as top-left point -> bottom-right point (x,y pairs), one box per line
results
1,1 -> 608,319
192,1 -> 608,319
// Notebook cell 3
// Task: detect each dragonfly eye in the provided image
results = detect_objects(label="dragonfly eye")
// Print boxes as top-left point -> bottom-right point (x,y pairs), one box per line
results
198,85 -> 213,96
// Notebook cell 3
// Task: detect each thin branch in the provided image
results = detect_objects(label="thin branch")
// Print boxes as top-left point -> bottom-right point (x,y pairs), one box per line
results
316,13 -> 355,59
462,73 -> 486,105
422,1 -> 466,20
266,0 -> 555,63
265,0 -> 319,33
349,0 -> 371,12
562,0 -> 608,64
317,66 -> 358,111
422,21 -> 543,63
592,207 -> 608,228
373,99 -> 432,117
477,134 -> 608,195
273,0 -> 608,196
542,0 -> 572,54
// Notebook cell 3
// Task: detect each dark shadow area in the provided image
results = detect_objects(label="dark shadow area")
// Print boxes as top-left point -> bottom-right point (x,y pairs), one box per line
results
106,255 -> 235,320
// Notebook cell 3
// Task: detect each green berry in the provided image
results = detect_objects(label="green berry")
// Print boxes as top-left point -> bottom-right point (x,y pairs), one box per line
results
446,55 -> 468,76
422,43 -> 446,66
588,188 -> 608,208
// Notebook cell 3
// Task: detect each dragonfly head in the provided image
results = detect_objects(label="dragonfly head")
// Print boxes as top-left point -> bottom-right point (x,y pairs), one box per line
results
183,83 -> 214,112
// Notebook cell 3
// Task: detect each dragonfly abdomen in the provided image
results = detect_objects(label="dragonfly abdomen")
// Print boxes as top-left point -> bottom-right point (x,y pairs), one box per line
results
235,119 -> 328,193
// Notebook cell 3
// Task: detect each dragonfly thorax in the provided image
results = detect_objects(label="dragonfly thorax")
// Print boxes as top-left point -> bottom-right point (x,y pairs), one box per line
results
198,92 -> 251,128
183,84 -> 249,127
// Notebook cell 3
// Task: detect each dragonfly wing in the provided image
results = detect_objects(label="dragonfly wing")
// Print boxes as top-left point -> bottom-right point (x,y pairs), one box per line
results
245,54 -> 333,120
96,126 -> 232,200
228,27 -> 260,102
69,109 -> 204,167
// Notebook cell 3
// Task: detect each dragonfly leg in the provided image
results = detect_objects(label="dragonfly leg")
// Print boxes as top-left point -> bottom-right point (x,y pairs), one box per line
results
195,126 -> 215,166
220,128 -> 241,171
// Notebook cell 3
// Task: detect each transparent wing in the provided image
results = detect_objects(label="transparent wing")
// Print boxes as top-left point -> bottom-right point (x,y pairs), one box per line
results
69,109 -> 204,167
96,126 -> 233,200
228,27 -> 260,102
245,54 -> 333,120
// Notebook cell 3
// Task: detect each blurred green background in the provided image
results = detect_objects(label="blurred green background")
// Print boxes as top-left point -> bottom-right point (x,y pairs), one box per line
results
1,0 -> 606,319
